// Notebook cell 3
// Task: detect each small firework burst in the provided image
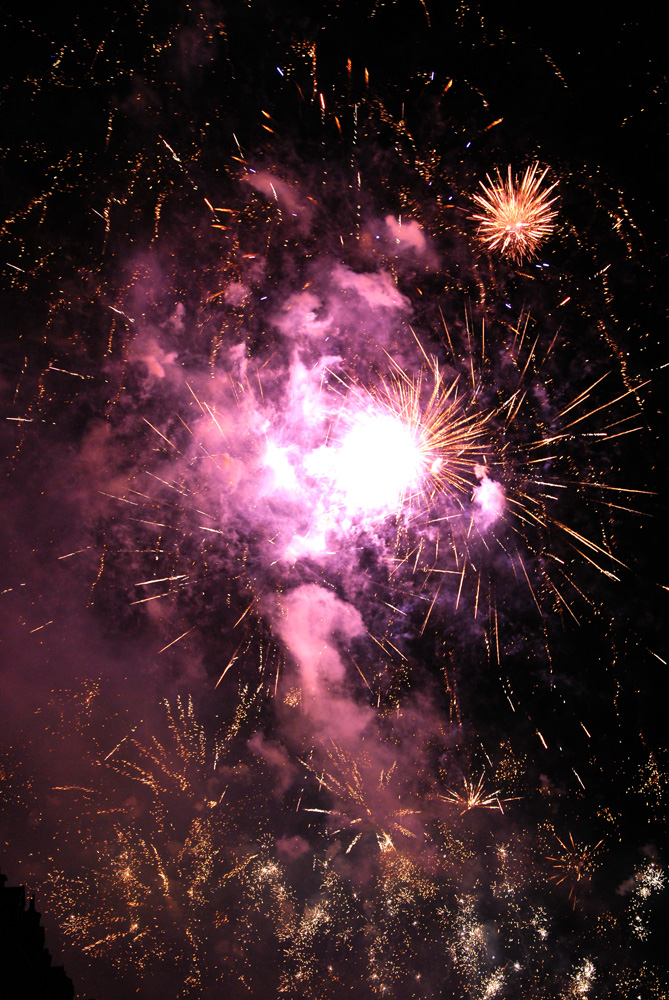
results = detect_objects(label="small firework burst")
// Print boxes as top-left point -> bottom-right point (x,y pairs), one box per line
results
440,773 -> 510,815
338,355 -> 489,510
298,740 -> 423,854
471,163 -> 558,262
546,832 -> 603,906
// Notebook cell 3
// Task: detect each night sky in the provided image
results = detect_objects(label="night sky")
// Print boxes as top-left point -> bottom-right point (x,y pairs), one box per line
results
1,3 -> 667,998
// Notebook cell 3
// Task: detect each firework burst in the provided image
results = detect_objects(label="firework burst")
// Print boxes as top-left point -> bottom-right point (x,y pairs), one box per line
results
440,773 -> 512,816
546,831 -> 603,907
316,353 -> 489,516
471,163 -> 559,262
30,691 -> 270,997
299,739 -> 425,856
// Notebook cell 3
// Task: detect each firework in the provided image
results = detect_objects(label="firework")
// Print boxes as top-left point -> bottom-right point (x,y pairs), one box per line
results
28,691 -> 273,998
471,163 -> 558,262
546,832 -> 603,906
298,739 -> 425,855
625,858 -> 666,941
305,355 -> 489,516
440,773 -> 510,815
0,5 -> 665,1000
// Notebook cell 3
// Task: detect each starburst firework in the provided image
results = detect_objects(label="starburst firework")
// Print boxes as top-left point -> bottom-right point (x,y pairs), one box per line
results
471,163 -> 559,262
440,773 -> 510,815
328,355 -> 489,513
546,832 -> 603,906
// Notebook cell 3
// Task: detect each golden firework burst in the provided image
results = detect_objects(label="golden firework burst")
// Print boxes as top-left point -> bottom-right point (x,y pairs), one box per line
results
346,353 -> 490,507
547,831 -> 603,906
440,773 -> 512,815
471,163 -> 558,262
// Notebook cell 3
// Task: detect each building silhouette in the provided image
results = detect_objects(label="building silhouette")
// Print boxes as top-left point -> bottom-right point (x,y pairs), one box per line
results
0,870 -> 75,1000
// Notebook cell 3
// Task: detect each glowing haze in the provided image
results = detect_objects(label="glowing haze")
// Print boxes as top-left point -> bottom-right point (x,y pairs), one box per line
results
307,409 -> 426,512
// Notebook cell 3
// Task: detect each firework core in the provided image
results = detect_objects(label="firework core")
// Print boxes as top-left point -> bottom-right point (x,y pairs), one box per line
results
304,411 -> 425,513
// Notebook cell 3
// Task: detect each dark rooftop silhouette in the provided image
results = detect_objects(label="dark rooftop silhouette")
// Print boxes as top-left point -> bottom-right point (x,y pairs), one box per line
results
0,870 -> 76,1000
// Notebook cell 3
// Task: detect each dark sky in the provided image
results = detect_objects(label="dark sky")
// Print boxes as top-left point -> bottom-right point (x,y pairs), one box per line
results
0,4 -> 667,998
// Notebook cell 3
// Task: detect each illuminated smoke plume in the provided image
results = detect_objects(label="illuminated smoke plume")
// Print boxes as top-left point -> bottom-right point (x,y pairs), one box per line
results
472,463 -> 505,530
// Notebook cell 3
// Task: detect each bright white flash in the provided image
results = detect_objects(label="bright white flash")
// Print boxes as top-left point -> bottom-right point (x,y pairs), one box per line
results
334,412 -> 425,510
264,440 -> 298,491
